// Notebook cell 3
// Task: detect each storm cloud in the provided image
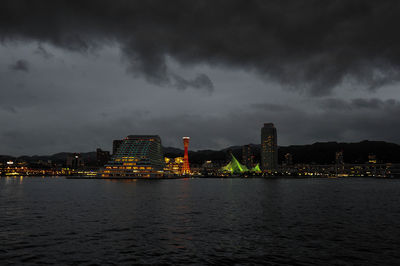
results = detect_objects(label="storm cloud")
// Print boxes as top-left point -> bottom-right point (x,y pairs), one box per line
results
1,1 -> 400,156
1,0 -> 400,94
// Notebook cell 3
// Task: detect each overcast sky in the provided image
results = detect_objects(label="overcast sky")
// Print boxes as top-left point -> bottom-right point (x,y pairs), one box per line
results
1,0 -> 400,156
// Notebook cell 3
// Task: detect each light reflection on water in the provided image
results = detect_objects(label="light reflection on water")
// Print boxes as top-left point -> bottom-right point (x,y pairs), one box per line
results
1,177 -> 400,265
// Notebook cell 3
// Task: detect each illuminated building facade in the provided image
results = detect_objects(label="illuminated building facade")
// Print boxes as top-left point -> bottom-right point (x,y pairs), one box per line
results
222,154 -> 248,173
221,154 -> 261,174
164,157 -> 183,175
182,137 -> 191,174
261,123 -> 278,170
201,160 -> 220,176
103,135 -> 164,177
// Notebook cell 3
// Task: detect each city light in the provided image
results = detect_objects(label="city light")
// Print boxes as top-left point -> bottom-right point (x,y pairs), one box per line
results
1,126 -> 399,179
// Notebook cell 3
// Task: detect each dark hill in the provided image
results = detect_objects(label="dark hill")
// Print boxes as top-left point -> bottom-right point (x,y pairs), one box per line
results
1,140 -> 399,166
279,140 -> 400,164
164,141 -> 400,165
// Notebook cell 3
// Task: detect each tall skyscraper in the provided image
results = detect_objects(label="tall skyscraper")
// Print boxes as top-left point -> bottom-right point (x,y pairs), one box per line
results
261,123 -> 278,170
103,135 -> 164,177
182,137 -> 191,174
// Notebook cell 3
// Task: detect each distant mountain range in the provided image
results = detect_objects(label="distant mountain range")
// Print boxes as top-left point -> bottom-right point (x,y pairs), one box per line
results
165,140 -> 400,164
0,152 -> 97,166
1,140 -> 400,165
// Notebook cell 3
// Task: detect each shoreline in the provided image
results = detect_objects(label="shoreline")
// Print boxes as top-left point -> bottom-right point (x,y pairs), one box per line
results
64,175 -> 394,179
1,175 -> 397,179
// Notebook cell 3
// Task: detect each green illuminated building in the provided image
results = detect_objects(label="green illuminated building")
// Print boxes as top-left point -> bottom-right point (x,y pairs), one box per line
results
103,135 -> 164,178
221,154 -> 261,174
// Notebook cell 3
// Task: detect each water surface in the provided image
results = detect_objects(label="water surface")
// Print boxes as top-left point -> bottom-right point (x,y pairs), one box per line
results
1,177 -> 400,265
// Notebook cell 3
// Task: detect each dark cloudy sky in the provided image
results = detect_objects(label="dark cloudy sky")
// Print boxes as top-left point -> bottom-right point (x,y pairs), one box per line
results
1,0 -> 400,156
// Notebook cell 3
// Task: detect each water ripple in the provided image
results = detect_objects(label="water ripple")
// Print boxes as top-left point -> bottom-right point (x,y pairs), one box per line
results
1,177 -> 400,265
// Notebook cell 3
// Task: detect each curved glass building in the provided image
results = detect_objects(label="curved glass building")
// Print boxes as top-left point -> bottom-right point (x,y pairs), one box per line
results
102,135 -> 164,178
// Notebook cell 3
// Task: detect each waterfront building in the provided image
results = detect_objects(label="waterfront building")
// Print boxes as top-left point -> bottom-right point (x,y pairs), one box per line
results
103,135 -> 164,178
261,123 -> 278,170
368,154 -> 377,164
201,160 -> 219,176
112,139 -> 123,155
242,145 -> 254,168
221,154 -> 248,174
221,154 -> 261,174
164,157 -> 183,175
66,153 -> 84,169
182,137 -> 191,174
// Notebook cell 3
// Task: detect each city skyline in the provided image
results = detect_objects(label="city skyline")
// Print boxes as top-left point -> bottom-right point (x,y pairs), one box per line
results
2,2 -> 400,265
1,1 -> 400,156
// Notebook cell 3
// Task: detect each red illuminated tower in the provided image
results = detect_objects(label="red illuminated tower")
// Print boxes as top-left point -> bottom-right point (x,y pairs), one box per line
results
182,137 -> 191,174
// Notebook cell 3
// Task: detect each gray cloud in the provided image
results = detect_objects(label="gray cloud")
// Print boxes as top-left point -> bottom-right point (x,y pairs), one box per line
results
320,98 -> 353,111
2,1 -> 400,94
2,1 -> 400,156
122,43 -> 214,92
320,98 -> 400,111
9,59 -> 29,72
251,103 -> 295,112
173,73 -> 214,93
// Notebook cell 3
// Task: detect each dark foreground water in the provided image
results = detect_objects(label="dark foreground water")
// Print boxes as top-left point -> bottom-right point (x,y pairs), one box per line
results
1,177 -> 400,265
